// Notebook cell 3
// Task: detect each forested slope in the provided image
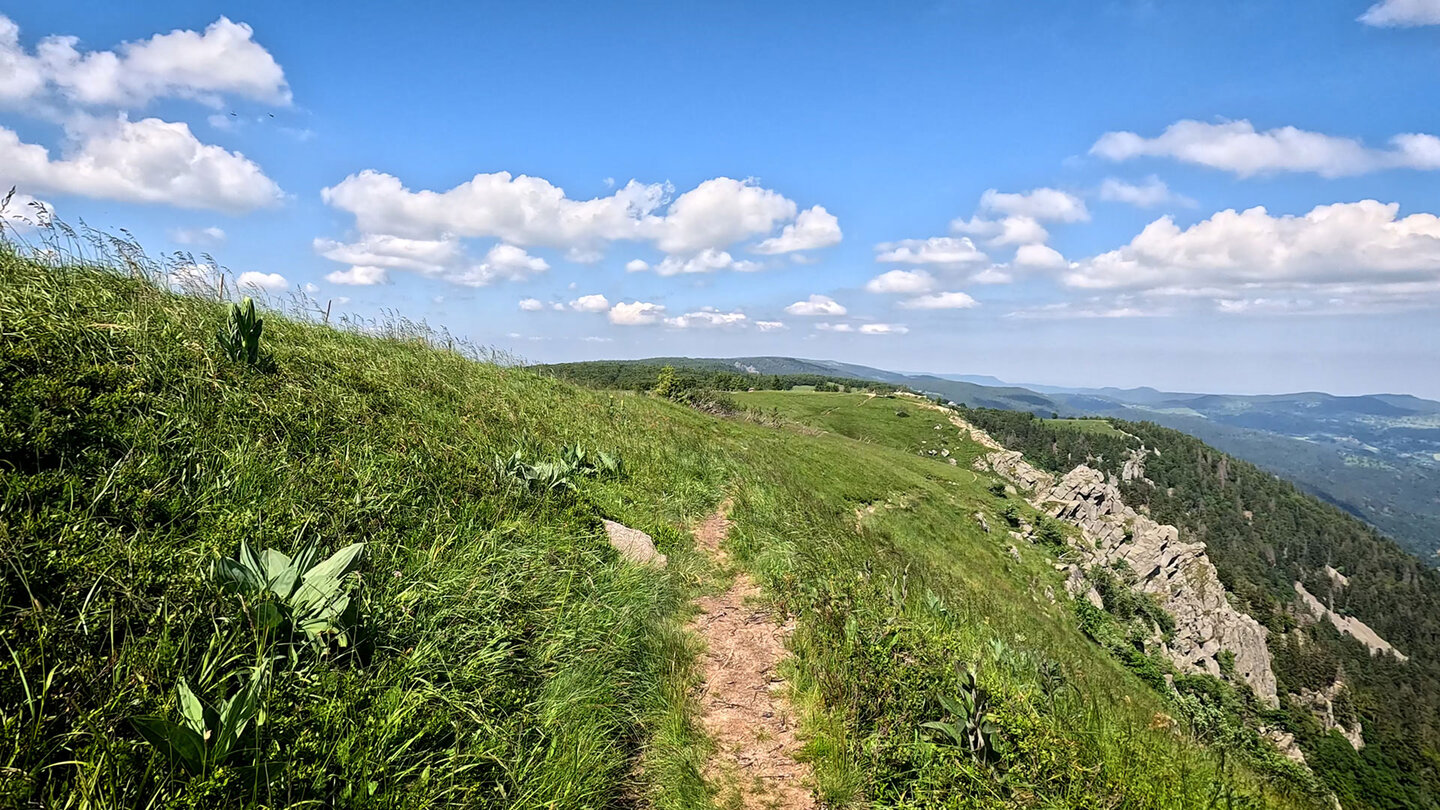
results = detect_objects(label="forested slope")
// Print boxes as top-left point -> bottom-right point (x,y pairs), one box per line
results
964,409 -> 1440,808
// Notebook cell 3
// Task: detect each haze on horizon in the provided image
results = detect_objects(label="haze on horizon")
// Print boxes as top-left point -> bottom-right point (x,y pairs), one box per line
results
2,1 -> 1438,398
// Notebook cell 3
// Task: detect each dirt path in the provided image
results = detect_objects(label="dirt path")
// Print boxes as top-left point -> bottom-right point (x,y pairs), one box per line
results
688,502 -> 814,810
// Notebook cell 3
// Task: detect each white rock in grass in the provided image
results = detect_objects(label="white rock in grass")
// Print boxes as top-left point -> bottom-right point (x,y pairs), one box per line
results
604,519 -> 667,567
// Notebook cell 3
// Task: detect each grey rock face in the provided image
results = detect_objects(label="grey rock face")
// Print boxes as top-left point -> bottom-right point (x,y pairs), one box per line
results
957,411 -> 1279,708
1299,678 -> 1365,751
1041,466 -> 1279,707
603,519 -> 667,568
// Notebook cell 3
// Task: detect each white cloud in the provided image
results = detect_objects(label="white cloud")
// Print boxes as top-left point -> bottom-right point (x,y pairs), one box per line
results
314,234 -> 462,273
236,270 -> 287,291
865,269 -> 936,294
899,291 -> 979,310
875,236 -> 987,267
608,300 -> 666,325
0,15 -> 290,109
753,205 -> 842,254
665,307 -> 748,328
321,171 -> 808,257
326,265 -> 389,286
652,248 -> 759,276
970,267 -> 1013,284
569,293 -> 610,312
980,187 -> 1089,223
0,117 -> 282,211
1006,301 -> 1154,320
657,177 -> 797,254
785,294 -> 847,316
1014,243 -> 1068,269
1359,0 -> 1440,26
1092,119 -> 1440,178
169,225 -> 225,245
447,243 -> 549,286
303,282 -> 319,294
1061,200 -> 1440,310
949,215 -> 1049,247
1098,176 -> 1193,208
858,323 -> 909,334
818,321 -> 907,334
319,171 -> 833,283
755,320 -> 787,331
518,297 -> 544,311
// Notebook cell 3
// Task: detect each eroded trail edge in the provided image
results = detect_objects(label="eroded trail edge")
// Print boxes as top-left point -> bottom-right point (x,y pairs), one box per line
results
688,501 -> 813,810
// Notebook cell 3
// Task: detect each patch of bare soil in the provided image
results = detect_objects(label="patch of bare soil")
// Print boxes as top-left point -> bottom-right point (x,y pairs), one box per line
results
688,502 -> 814,810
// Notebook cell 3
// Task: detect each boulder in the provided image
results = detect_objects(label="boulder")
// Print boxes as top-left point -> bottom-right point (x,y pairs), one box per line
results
604,519 -> 667,568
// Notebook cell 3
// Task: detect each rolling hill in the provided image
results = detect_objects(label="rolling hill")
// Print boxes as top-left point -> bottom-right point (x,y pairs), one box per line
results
590,357 -> 1440,560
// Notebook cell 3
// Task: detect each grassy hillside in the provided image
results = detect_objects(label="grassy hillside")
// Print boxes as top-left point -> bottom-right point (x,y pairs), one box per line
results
2,249 -> 1324,807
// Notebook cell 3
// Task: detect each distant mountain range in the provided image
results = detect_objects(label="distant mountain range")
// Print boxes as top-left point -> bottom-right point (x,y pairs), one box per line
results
624,356 -> 1440,559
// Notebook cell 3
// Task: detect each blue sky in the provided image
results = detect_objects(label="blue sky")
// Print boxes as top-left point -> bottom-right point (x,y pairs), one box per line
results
3,1 -> 1439,396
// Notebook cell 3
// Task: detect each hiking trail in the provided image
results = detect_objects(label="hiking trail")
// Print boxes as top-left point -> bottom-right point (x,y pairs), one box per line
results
687,501 -> 814,810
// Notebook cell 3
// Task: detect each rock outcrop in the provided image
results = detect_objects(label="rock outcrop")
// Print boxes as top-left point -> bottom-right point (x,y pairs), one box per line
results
1299,677 -> 1365,750
1294,582 -> 1407,661
1042,467 -> 1278,707
956,412 -> 1279,708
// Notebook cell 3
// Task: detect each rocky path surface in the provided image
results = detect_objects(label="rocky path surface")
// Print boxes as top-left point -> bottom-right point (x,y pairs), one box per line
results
687,502 -> 813,810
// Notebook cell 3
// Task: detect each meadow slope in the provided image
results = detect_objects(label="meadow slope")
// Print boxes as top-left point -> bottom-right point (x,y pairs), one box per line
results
1,251 -> 1321,808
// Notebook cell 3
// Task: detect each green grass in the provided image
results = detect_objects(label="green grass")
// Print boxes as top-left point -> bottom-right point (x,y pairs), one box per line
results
1043,418 -> 1129,437
1,247 -> 1325,808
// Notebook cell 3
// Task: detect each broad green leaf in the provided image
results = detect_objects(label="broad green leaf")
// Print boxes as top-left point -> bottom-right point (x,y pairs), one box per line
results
175,678 -> 210,737
258,548 -> 295,595
131,716 -> 207,774
301,543 -> 365,585
213,557 -> 261,593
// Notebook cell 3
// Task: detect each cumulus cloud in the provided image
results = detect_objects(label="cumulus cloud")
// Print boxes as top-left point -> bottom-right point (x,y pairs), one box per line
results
0,117 -> 283,211
314,233 -> 462,273
169,225 -> 225,245
817,322 -> 907,334
1013,243 -> 1068,269
651,248 -> 759,276
865,269 -> 936,294
665,307 -> 748,328
326,265 -> 389,285
950,215 -> 1050,247
980,187 -> 1089,222
875,237 -> 987,267
1059,200 -> 1440,311
447,244 -> 549,286
236,270 -> 287,291
0,15 -> 290,109
321,172 -> 812,257
608,301 -> 666,325
755,320 -> 787,331
1092,119 -> 1440,177
1098,176 -> 1193,208
319,172 -> 835,283
753,205 -> 842,254
657,177 -> 796,254
1359,0 -> 1440,26
1006,301 -> 1154,320
569,293 -> 610,312
785,294 -> 847,316
859,323 -> 908,334
518,297 -> 544,311
898,291 -> 979,310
